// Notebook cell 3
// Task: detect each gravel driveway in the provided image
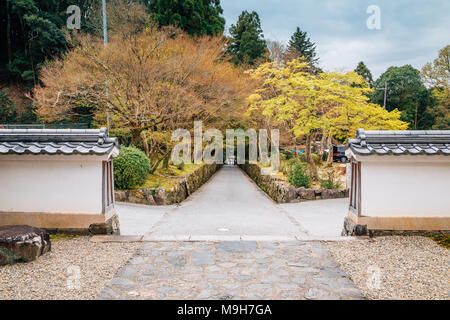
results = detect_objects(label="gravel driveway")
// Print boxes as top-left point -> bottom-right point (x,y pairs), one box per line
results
0,237 -> 139,300
327,236 -> 449,300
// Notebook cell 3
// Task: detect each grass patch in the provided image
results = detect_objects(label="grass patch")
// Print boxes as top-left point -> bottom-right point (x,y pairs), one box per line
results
430,234 -> 450,249
50,234 -> 81,242
140,163 -> 201,189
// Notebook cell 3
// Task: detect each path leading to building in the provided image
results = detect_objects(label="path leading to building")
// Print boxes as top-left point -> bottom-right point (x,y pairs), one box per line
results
96,241 -> 364,300
141,165 -> 308,241
106,166 -> 364,300
118,165 -> 351,240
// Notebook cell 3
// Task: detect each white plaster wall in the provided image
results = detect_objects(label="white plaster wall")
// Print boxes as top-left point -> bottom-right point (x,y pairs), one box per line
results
0,159 -> 103,214
361,161 -> 450,217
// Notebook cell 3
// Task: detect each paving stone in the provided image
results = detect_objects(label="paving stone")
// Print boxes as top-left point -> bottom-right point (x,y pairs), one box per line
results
97,241 -> 364,300
157,286 -> 179,295
167,257 -> 187,267
192,252 -> 214,265
234,274 -> 253,282
128,256 -> 149,265
196,289 -> 217,299
218,262 -> 237,268
247,283 -> 273,291
217,241 -> 258,252
272,269 -> 289,276
278,283 -> 298,290
291,277 -> 307,285
205,266 -> 221,272
304,288 -> 341,300
116,266 -> 139,278
96,287 -> 118,300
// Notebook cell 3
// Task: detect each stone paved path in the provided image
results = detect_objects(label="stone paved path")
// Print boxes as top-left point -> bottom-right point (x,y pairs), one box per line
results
97,241 -> 364,300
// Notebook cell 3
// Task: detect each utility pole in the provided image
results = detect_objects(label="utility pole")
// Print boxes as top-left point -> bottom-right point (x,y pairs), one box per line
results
102,0 -> 108,46
376,81 -> 387,109
102,0 -> 110,129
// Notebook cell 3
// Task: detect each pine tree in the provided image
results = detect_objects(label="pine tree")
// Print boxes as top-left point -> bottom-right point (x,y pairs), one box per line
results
355,61 -> 374,87
147,0 -> 225,36
227,10 -> 267,66
287,27 -> 318,65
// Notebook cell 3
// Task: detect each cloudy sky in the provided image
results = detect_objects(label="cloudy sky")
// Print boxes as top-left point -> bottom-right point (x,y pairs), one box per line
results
221,0 -> 450,79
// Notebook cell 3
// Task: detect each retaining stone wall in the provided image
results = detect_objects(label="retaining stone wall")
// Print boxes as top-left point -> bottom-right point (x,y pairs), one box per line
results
115,163 -> 221,205
239,163 -> 348,203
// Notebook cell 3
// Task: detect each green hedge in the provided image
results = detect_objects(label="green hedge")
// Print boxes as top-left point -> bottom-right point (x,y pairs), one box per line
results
288,163 -> 312,188
114,146 -> 151,190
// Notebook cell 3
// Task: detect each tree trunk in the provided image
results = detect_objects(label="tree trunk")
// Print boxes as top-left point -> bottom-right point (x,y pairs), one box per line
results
326,133 -> 333,167
317,133 -> 327,164
305,134 -> 319,179
131,128 -> 142,146
162,154 -> 170,169
305,134 -> 311,163
6,0 -> 12,73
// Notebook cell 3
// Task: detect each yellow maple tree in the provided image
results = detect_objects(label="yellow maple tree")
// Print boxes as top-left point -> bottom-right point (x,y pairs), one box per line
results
246,58 -> 408,176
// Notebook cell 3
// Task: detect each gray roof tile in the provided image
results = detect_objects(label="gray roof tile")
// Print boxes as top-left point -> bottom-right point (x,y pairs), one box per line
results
0,127 -> 119,155
347,129 -> 450,156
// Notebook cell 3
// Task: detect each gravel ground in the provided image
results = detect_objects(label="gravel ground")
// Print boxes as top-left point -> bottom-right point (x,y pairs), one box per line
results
327,236 -> 449,300
0,237 -> 139,300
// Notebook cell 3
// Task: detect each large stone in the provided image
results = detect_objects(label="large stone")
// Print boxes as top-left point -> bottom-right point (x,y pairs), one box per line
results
285,186 -> 298,202
341,216 -> 367,236
321,189 -> 343,199
89,214 -> 120,235
296,188 -> 316,200
153,187 -> 168,205
114,190 -> 128,202
0,225 -> 51,265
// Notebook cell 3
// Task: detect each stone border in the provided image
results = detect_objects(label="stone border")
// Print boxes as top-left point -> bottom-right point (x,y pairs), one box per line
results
239,163 -> 348,203
115,163 -> 221,206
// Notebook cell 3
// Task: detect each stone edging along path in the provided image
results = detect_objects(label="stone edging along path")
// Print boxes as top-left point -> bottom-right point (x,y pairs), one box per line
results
115,163 -> 221,206
239,163 -> 348,203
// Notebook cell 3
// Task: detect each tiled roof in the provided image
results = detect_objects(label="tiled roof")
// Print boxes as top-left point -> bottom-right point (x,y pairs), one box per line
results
0,127 -> 119,155
347,129 -> 450,156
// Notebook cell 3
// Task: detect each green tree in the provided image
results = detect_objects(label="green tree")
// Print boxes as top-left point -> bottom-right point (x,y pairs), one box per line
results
421,45 -> 450,89
0,90 -> 17,124
2,0 -> 69,86
421,45 -> 450,129
354,61 -> 374,87
146,0 -> 225,36
372,65 -> 434,129
227,10 -> 267,66
287,27 -> 318,66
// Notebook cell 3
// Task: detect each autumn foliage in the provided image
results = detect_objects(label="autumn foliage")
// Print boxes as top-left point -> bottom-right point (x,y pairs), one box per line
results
33,25 -> 253,170
246,59 -> 408,176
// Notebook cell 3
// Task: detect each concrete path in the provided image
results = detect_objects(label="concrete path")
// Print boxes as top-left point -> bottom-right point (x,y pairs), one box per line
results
117,203 -> 174,236
280,199 -> 349,240
117,165 -> 351,240
142,165 -> 307,241
97,241 -> 364,300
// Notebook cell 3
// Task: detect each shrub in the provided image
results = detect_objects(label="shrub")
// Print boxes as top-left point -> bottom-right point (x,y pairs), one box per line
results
320,170 -> 341,189
114,146 -> 151,189
288,163 -> 312,188
280,158 -> 300,176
